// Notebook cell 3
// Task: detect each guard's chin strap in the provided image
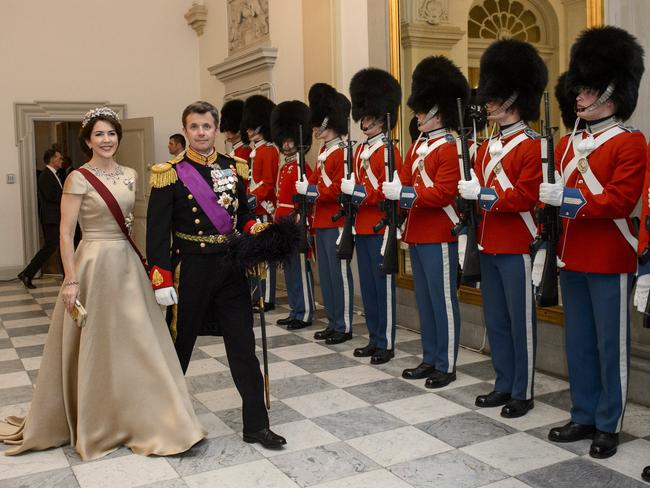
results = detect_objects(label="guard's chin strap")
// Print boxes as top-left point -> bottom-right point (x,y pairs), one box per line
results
316,116 -> 329,136
576,82 -> 616,114
489,92 -> 519,117
417,105 -> 439,129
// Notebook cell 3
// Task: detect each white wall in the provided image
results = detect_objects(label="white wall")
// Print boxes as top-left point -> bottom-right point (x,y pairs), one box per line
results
0,0 -> 201,270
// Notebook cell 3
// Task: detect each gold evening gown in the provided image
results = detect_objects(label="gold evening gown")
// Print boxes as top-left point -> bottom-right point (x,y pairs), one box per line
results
0,165 -> 204,460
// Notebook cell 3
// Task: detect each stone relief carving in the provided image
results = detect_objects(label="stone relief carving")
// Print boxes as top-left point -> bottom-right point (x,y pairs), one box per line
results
228,0 -> 270,53
417,0 -> 449,25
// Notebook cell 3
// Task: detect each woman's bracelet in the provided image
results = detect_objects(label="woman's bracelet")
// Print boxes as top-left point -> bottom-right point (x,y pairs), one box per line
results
63,281 -> 79,287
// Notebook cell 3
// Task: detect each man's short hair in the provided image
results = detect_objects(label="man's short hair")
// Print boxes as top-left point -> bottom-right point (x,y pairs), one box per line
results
169,133 -> 186,149
43,148 -> 59,163
182,101 -> 219,128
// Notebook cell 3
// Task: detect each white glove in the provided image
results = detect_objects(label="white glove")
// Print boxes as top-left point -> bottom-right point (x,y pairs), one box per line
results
539,171 -> 564,206
633,274 -> 650,313
532,248 -> 546,287
458,169 -> 481,200
341,173 -> 356,196
155,287 -> 178,306
295,176 -> 309,195
458,234 -> 468,270
261,200 -> 275,215
382,171 -> 402,201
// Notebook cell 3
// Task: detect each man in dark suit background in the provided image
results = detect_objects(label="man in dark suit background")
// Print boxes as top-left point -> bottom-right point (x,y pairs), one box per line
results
18,148 -> 64,289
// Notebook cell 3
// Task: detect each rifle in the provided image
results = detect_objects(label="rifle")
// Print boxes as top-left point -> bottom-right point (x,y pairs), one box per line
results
293,125 -> 310,254
334,119 -> 357,260
452,98 -> 481,285
530,92 -> 560,307
373,113 -> 399,275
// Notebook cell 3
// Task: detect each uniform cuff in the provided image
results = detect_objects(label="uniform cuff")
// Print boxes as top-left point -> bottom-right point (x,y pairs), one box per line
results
399,186 -> 417,209
149,266 -> 173,290
351,184 -> 367,205
559,187 -> 586,219
305,184 -> 319,203
478,187 -> 499,211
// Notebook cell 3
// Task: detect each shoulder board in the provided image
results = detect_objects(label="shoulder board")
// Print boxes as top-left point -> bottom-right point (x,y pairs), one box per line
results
218,152 -> 249,179
619,124 -> 639,133
524,128 -> 540,138
444,134 -> 456,144
149,161 -> 178,188
563,129 -> 583,137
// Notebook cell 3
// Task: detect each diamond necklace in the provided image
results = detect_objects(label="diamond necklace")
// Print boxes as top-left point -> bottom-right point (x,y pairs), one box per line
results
86,163 -> 124,185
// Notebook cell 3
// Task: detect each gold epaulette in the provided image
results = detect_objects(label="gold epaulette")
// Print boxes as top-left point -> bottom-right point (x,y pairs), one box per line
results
149,159 -> 178,188
234,157 -> 249,180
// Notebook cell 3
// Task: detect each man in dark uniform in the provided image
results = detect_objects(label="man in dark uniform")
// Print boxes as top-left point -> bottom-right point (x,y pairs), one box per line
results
146,100 -> 286,449
18,148 -> 64,289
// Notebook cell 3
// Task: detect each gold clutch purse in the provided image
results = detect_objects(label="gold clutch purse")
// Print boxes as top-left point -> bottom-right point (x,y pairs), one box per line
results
69,300 -> 87,328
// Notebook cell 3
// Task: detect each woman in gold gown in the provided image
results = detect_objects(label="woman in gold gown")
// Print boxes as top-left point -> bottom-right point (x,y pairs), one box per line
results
0,107 -> 204,461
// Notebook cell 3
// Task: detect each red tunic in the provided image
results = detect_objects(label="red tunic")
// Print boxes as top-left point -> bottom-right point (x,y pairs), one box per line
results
275,156 -> 313,222
307,139 -> 346,229
248,141 -> 279,218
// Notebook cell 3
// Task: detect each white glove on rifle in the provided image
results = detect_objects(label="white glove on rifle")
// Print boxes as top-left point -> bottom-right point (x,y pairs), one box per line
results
531,248 -> 546,287
341,173 -> 356,196
295,176 -> 309,195
458,169 -> 481,200
633,274 -> 650,313
382,171 -> 402,201
539,171 -> 564,207
458,234 -> 468,270
155,286 -> 178,306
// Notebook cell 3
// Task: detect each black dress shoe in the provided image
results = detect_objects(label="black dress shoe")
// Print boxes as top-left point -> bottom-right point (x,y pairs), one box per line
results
325,331 -> 352,344
286,319 -> 312,330
641,465 -> 650,482
425,370 -> 456,389
17,272 -> 36,290
402,362 -> 435,380
475,391 -> 511,408
314,328 -> 335,340
353,343 -> 377,357
264,302 -> 275,312
243,427 -> 287,449
548,421 -> 596,443
589,431 -> 618,459
276,316 -> 294,326
501,398 -> 534,418
370,348 -> 394,365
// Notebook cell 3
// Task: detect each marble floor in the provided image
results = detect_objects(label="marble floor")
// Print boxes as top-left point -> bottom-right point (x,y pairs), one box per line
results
0,277 -> 649,487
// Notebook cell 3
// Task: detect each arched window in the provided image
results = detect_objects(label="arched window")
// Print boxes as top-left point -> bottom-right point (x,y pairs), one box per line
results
468,0 -> 541,43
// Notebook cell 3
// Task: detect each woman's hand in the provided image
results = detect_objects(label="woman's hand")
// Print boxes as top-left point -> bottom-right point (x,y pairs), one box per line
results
62,282 -> 79,313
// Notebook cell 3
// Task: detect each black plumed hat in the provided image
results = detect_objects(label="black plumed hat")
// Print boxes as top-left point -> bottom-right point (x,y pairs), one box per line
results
555,72 -> 584,129
566,26 -> 644,121
308,83 -> 351,135
270,100 -> 312,152
477,39 -> 548,122
407,56 -> 470,129
349,68 -> 401,129
241,95 -> 276,141
220,99 -> 249,144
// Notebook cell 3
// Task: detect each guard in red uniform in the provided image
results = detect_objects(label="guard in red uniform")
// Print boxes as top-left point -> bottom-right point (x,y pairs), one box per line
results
541,27 -> 646,459
242,95 -> 279,310
458,39 -> 546,418
341,68 -> 402,365
220,99 -> 251,190
382,56 -> 469,388
270,101 -> 315,329
296,83 -> 355,344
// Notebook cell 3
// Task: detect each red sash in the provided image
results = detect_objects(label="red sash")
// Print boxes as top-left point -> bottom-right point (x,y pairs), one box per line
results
77,168 -> 148,271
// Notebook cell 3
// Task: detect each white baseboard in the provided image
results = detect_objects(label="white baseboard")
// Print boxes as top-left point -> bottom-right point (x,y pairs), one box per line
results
0,266 -> 22,281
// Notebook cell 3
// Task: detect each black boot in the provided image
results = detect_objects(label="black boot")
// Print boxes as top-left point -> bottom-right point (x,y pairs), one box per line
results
353,343 -> 377,357
402,362 -> 435,380
325,331 -> 352,344
243,427 -> 287,449
589,431 -> 618,459
425,370 -> 456,389
475,391 -> 511,408
548,421 -> 596,443
370,348 -> 394,365
501,398 -> 534,418
17,272 -> 36,290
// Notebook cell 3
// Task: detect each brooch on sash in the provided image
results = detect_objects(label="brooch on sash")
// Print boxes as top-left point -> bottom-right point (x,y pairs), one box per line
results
577,158 -> 589,174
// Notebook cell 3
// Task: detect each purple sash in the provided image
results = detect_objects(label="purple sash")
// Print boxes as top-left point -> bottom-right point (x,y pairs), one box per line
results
175,161 -> 233,235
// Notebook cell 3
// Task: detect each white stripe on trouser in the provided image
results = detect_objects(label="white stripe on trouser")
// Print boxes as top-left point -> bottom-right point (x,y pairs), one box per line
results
340,259 -> 351,333
617,273 -> 628,432
264,263 -> 271,302
299,255 -> 311,321
386,274 -> 393,350
523,254 -> 534,400
442,243 -> 455,373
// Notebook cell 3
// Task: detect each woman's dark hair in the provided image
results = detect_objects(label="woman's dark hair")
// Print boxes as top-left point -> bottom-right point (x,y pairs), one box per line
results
78,115 -> 123,157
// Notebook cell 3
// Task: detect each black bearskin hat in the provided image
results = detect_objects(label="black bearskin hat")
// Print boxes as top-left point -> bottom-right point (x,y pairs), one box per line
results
241,94 -> 276,141
555,72 -> 584,129
219,99 -> 249,143
477,39 -> 548,122
308,83 -> 351,135
566,26 -> 644,121
407,56 -> 470,129
349,68 -> 401,129
270,100 -> 313,153
408,116 -> 420,143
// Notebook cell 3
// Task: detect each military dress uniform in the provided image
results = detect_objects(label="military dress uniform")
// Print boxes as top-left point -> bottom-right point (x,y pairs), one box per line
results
275,153 -> 314,324
230,140 -> 252,192
474,121 -> 541,403
146,146 -> 269,434
306,137 -> 355,336
398,129 -> 461,376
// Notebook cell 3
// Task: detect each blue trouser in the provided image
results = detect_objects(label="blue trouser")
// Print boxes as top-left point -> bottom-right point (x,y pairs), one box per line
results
410,242 -> 460,373
356,234 -> 396,350
480,253 -> 536,400
560,270 -> 631,433
283,250 -> 314,322
250,262 -> 276,304
316,228 -> 354,333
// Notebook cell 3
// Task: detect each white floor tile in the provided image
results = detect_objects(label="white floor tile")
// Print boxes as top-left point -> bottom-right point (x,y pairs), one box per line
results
589,438 -> 650,481
73,454 -> 178,488
311,469 -> 412,488
402,371 -> 483,392
0,371 -> 32,389
10,334 -> 48,348
480,479 -> 534,488
184,459 -> 299,487
283,389 -> 368,418
0,349 -> 19,361
198,343 -> 227,358
0,447 -> 68,480
0,304 -> 43,314
0,294 -> 32,303
534,372 -> 569,396
20,356 -> 42,371
476,401 -> 570,431
248,419 -> 339,457
196,412 -> 235,438
271,343 -> 333,361
456,347 -> 490,365
186,358 -> 229,377
195,387 -> 243,412
376,393 -> 469,424
253,325 -> 292,339
2,316 -> 50,329
315,365 -> 393,388
461,432 -> 576,476
622,402 -> 650,437
394,329 -> 421,343
264,361 -> 310,380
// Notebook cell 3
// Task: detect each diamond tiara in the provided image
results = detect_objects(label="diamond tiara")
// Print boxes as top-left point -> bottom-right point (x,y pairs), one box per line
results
81,107 -> 119,128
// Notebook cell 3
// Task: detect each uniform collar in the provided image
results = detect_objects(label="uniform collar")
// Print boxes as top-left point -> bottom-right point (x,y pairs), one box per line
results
284,153 -> 298,163
365,132 -> 385,146
186,146 -> 217,165
425,127 -> 448,140
324,136 -> 342,149
232,140 -> 244,150
499,120 -> 527,138
586,116 -> 619,135
253,139 -> 267,149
